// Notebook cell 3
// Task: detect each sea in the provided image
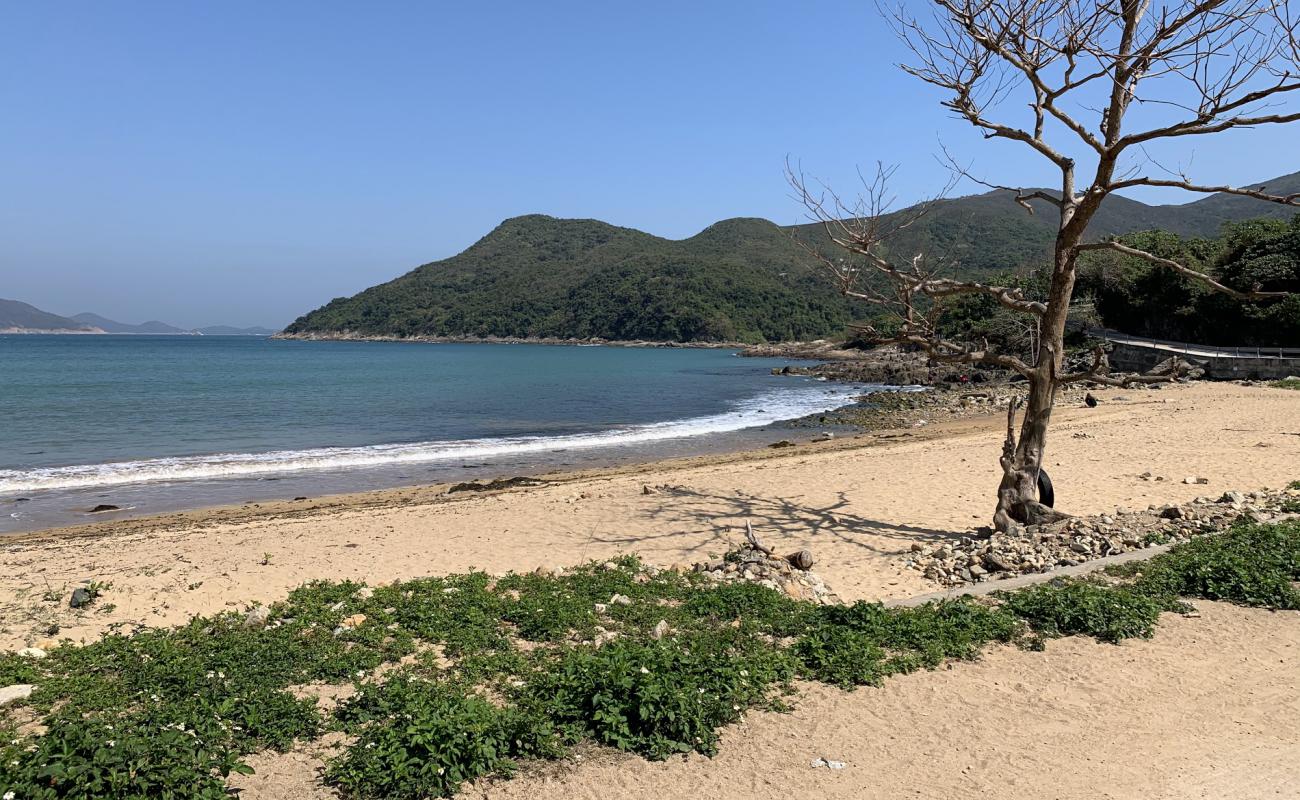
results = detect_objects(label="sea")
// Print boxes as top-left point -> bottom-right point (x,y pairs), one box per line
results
0,335 -> 884,533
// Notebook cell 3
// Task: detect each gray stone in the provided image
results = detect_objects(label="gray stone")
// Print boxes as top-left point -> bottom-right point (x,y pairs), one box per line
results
0,684 -> 34,706
243,605 -> 272,628
69,587 -> 92,608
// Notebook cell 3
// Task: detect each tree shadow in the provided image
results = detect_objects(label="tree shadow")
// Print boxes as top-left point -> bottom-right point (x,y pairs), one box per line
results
588,485 -> 970,558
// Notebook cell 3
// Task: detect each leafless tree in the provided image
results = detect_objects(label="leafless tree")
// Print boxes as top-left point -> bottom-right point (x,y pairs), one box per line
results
792,0 -> 1300,532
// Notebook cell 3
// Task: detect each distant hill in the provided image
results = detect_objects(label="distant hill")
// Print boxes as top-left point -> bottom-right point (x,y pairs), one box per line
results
0,303 -> 274,335
282,171 -> 1300,344
71,313 -> 187,335
0,299 -> 99,333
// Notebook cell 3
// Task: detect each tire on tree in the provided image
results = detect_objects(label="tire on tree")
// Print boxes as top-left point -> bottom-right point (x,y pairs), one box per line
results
1036,469 -> 1054,508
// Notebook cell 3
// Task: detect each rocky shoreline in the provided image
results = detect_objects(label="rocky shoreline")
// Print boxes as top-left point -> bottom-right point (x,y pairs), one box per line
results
272,331 -> 747,349
906,486 -> 1300,587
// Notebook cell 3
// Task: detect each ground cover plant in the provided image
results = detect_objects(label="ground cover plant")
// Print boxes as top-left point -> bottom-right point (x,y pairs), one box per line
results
2,518 -> 1298,798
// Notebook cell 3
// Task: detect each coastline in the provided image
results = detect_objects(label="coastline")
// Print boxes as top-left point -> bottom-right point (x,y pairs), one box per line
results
3,380 -> 1298,652
271,330 -> 750,348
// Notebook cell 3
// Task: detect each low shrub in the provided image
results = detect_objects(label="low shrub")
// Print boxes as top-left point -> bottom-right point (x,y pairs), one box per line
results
528,634 -> 795,759
1128,520 -> 1300,609
0,712 -> 250,799
999,579 -> 1164,643
326,676 -> 555,800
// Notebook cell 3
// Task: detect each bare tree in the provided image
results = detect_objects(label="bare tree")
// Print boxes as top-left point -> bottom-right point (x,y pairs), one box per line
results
792,0 -> 1300,532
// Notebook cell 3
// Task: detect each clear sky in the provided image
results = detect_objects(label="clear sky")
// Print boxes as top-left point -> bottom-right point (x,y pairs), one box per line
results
3,1 -> 1297,329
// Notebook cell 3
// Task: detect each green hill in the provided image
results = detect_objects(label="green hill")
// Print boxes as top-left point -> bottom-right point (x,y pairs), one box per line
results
283,171 -> 1300,343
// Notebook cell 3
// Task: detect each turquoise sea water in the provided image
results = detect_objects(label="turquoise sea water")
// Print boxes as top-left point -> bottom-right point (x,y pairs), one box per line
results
0,336 -> 868,531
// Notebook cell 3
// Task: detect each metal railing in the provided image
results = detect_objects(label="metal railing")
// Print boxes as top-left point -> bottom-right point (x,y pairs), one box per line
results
1085,328 -> 1300,360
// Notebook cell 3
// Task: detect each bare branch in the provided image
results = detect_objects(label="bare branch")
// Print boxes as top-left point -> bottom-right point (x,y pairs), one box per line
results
1077,240 -> 1291,300
1108,176 -> 1300,205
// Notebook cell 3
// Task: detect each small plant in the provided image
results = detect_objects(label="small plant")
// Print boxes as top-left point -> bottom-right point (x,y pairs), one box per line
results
327,676 -> 555,799
1141,530 -> 1172,546
1270,378 -> 1300,390
999,579 -> 1164,643
260,553 -> 273,566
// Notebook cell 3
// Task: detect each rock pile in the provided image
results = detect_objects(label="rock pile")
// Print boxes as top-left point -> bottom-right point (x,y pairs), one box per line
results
904,488 -> 1299,587
685,546 -> 840,604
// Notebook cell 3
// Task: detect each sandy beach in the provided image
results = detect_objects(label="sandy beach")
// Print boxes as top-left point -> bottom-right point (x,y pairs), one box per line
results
3,381 -> 1298,648
3,380 -> 1298,799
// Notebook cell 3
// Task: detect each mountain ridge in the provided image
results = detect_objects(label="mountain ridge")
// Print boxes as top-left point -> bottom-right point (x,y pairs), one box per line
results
283,171 -> 1300,344
0,302 -> 274,335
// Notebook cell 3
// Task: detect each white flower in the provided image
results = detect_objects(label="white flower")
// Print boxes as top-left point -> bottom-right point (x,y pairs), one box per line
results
5,789 -> 16,799
106,740 -> 116,748
639,667 -> 650,674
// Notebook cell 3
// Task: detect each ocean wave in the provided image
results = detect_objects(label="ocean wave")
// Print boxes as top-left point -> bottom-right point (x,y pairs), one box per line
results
0,385 -> 868,493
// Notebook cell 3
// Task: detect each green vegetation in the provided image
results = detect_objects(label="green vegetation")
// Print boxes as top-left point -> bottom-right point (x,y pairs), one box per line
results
1077,215 -> 1300,346
284,216 -> 854,343
3,520 -> 1298,798
1273,378 -> 1300,390
283,173 -> 1300,344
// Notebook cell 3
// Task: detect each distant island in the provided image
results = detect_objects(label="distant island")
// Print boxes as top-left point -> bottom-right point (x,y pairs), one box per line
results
0,299 -> 275,335
280,171 -> 1300,345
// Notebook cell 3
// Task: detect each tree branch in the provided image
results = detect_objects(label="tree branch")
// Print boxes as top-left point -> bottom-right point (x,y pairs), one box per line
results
1077,240 -> 1291,301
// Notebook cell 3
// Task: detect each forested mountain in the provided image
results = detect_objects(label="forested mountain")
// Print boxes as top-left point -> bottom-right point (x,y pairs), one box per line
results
283,171 -> 1300,343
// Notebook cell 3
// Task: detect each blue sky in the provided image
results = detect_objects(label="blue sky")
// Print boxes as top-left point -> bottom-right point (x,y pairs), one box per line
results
3,1 -> 1297,328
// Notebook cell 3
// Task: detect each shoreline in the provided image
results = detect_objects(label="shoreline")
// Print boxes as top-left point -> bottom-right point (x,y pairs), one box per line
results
271,330 -> 752,348
2,381 -> 1298,653
1,410 -> 986,547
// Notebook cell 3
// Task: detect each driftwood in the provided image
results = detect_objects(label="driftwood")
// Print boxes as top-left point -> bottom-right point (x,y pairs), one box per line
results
785,549 -> 815,570
744,521 -> 774,556
745,521 -> 815,570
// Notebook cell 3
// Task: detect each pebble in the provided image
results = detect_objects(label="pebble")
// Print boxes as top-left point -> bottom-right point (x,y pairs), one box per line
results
16,647 -> 46,659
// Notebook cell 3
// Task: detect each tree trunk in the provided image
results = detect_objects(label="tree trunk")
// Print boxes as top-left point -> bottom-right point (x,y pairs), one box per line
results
993,239 -> 1080,532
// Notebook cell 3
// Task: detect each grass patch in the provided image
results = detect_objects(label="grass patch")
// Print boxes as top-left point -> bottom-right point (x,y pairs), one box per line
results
1271,378 -> 1300,390
2,520 -> 1297,798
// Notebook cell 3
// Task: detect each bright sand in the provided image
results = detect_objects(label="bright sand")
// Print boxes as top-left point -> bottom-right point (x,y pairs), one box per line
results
3,380 -> 1298,798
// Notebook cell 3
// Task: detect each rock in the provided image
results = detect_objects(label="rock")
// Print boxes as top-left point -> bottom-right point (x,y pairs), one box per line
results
69,587 -> 93,608
1068,541 -> 1090,554
356,587 -> 375,600
1219,491 -> 1246,505
968,564 -> 987,578
0,685 -> 34,706
642,484 -> 657,495
768,440 -> 796,449
1182,476 -> 1209,485
811,757 -> 846,769
1160,505 -> 1184,520
89,504 -> 120,513
984,554 -> 1016,572
594,603 -> 608,614
650,620 -> 671,640
601,561 -> 619,572
1084,392 -> 1098,408
244,604 -> 272,628
339,613 -> 367,629
16,647 -> 46,659
609,593 -> 632,606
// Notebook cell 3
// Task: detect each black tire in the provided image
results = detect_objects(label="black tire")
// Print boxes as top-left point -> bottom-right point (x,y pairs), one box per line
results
1037,469 -> 1055,508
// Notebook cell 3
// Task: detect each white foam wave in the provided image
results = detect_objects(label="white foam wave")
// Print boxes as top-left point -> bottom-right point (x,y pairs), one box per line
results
0,386 -> 861,493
